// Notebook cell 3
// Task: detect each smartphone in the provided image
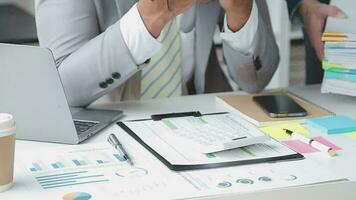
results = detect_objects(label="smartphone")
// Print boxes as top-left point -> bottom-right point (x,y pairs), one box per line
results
253,95 -> 307,118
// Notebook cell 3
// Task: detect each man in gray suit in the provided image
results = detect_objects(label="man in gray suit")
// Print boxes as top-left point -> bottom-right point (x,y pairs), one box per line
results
35,0 -> 279,107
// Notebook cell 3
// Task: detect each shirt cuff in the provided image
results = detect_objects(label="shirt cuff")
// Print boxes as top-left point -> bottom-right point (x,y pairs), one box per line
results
120,3 -> 161,65
220,0 -> 258,55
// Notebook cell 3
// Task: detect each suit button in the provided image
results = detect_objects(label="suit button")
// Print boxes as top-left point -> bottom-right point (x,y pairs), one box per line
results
99,82 -> 108,89
106,78 -> 114,84
112,72 -> 121,79
254,56 -> 262,71
144,59 -> 151,64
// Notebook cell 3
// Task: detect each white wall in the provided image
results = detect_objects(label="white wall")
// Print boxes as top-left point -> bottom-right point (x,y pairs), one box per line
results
0,0 -> 35,14
266,0 -> 291,89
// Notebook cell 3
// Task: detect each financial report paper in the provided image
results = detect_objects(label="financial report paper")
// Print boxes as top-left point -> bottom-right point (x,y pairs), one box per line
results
8,126 -> 346,200
122,114 -> 300,166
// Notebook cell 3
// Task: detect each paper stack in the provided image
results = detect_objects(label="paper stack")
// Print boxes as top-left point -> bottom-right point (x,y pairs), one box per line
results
322,34 -> 356,96
321,0 -> 356,96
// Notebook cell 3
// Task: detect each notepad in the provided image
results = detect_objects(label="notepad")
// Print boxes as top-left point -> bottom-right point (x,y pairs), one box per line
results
349,132 -> 356,139
282,136 -> 342,154
307,115 -> 356,134
260,123 -> 310,140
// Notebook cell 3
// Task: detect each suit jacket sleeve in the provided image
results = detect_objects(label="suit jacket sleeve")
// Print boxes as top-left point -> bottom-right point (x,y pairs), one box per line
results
35,0 -> 140,107
222,0 -> 280,93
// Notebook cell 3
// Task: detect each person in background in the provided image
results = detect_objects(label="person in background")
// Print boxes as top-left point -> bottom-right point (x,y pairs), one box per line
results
287,0 -> 346,84
35,0 -> 279,107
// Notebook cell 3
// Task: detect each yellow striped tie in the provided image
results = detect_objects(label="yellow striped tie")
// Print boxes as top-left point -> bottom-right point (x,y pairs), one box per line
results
140,19 -> 182,100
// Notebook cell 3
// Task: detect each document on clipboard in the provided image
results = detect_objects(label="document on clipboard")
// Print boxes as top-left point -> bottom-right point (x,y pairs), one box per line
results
117,112 -> 303,171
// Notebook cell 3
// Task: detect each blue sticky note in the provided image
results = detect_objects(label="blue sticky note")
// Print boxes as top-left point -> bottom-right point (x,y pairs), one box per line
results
307,115 -> 356,134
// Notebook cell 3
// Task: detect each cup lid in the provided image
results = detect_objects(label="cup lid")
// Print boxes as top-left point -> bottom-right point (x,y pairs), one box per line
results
0,113 -> 15,130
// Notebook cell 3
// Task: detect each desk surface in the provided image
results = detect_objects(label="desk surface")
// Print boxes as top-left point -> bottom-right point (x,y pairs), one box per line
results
7,85 -> 356,199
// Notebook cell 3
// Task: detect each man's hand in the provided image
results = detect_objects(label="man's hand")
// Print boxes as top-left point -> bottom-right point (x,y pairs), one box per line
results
299,0 -> 346,60
219,0 -> 253,32
138,0 -> 195,38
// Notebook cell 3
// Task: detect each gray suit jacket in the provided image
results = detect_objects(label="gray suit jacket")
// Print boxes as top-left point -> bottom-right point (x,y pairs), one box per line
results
35,0 -> 279,107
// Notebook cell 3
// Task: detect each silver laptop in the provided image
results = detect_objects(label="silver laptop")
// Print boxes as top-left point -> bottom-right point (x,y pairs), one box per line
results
0,43 -> 123,144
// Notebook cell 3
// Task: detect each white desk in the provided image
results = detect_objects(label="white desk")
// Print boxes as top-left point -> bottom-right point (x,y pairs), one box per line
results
6,85 -> 356,199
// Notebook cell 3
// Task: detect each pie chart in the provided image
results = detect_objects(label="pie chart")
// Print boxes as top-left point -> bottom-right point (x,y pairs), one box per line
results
217,181 -> 232,188
236,178 -> 254,185
63,192 -> 92,200
284,175 -> 298,181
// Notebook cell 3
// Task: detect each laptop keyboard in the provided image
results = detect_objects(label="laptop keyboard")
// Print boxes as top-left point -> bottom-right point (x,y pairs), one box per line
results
74,120 -> 99,134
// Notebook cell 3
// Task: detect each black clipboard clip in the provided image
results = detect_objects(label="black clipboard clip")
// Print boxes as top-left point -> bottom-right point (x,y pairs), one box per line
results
151,111 -> 202,121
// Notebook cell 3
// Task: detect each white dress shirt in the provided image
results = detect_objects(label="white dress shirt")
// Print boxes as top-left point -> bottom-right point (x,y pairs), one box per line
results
120,1 -> 259,65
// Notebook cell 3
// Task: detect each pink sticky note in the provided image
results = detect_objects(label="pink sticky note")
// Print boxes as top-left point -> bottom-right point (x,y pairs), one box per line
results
283,140 -> 319,153
283,136 -> 342,154
313,136 -> 342,150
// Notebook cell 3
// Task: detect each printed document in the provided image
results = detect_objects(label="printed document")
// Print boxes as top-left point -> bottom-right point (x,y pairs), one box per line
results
7,125 -> 346,200
122,114 -> 299,166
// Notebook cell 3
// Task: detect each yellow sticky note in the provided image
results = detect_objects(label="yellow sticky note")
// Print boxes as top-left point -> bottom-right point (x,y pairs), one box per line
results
260,123 -> 310,141
349,132 -> 356,139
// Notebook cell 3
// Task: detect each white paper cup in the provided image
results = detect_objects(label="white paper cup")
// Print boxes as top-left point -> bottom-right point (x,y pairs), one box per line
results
0,113 -> 16,192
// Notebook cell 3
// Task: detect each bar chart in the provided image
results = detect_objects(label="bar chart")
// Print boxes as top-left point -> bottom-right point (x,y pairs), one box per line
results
24,149 -> 127,173
20,144 -> 130,190
35,171 -> 108,189
29,163 -> 43,172
72,159 -> 88,166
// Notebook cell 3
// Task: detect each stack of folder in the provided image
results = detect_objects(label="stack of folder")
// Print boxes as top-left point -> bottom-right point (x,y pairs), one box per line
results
321,33 -> 356,96
320,0 -> 356,96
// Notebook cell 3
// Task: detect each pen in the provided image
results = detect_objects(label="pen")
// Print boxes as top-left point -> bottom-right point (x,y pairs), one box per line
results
107,134 -> 134,165
283,129 -> 337,157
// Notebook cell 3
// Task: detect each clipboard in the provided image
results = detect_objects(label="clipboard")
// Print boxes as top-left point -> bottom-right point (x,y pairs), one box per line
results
117,112 -> 304,171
